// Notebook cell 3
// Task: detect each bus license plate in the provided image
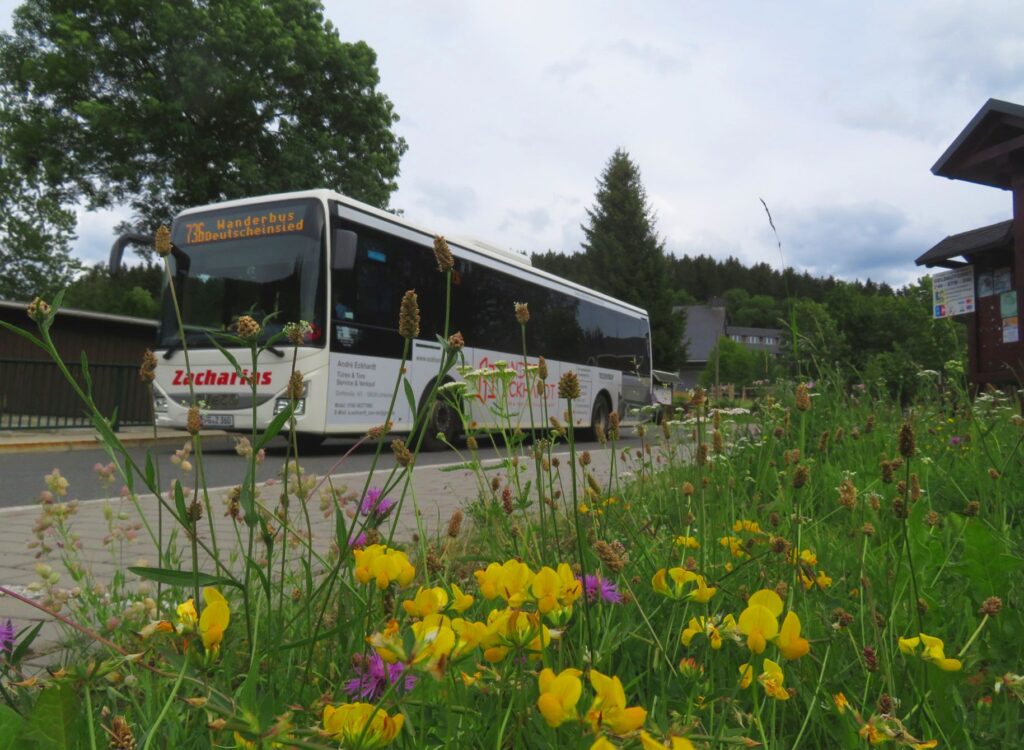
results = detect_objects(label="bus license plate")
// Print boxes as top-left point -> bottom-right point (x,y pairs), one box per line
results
203,414 -> 234,428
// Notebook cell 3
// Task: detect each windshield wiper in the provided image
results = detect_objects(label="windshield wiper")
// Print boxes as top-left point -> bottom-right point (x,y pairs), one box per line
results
161,334 -> 184,360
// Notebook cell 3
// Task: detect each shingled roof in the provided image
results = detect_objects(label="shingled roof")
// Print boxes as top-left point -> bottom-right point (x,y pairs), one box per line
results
932,99 -> 1024,189
915,220 -> 1013,268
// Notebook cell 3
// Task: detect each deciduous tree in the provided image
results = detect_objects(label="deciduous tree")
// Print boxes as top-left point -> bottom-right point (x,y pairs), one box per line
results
0,0 -> 407,242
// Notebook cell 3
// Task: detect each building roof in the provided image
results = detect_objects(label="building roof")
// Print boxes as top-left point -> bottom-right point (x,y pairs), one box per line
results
681,304 -> 726,363
725,326 -> 784,337
915,220 -> 1013,268
0,299 -> 158,328
932,99 -> 1024,189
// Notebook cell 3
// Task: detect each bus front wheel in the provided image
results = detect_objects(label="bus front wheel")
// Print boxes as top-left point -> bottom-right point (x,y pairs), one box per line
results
589,395 -> 611,440
420,386 -> 462,452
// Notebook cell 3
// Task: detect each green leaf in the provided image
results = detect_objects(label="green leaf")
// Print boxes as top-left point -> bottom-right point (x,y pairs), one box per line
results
22,683 -> 77,749
10,621 -> 44,665
239,478 -> 258,528
205,333 -> 244,376
128,566 -> 242,590
144,451 -> 157,492
0,320 -> 46,351
247,558 -> 272,601
255,405 -> 292,450
960,520 -> 1023,597
404,378 -> 417,417
173,481 -> 188,526
78,351 -> 92,398
0,704 -> 24,749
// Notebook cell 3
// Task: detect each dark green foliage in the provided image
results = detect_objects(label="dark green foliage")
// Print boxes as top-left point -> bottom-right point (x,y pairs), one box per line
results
534,149 -> 686,368
699,336 -> 776,389
63,262 -> 164,318
0,116 -> 79,300
0,0 -> 406,238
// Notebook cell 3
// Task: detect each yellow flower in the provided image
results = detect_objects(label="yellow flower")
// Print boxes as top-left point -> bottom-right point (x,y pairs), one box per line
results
652,568 -> 716,602
536,667 -> 583,727
833,692 -> 849,715
587,670 -> 647,736
738,663 -> 753,689
640,730 -> 696,750
680,614 -> 736,650
898,633 -> 962,671
738,590 -> 782,654
410,615 -> 458,677
758,659 -> 790,701
199,587 -> 230,656
775,611 -> 810,660
674,535 -> 700,550
402,587 -> 449,618
176,598 -> 198,630
733,519 -> 764,534
719,536 -> 748,558
474,560 -> 534,607
322,703 -> 404,748
450,583 -> 475,613
590,738 -> 617,750
531,564 -> 582,614
353,545 -> 416,590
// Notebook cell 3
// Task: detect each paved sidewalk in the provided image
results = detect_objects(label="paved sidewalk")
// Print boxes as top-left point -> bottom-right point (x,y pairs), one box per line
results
0,425 -> 230,454
0,444 -> 632,666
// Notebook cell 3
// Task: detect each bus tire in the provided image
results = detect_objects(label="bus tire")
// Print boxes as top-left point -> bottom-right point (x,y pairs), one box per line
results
419,380 -> 462,452
589,393 -> 611,440
292,432 -> 325,452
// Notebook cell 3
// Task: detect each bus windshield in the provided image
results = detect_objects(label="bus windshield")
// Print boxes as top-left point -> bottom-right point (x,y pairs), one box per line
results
160,198 -> 326,348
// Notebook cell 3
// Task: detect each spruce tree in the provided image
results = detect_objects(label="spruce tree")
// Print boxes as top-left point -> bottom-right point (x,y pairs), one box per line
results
579,149 -> 685,368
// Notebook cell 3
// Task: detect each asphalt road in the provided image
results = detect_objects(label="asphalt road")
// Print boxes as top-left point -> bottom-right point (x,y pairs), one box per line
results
0,435 -> 638,509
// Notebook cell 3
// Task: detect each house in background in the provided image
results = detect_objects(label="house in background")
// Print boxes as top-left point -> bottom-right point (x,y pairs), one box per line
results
676,301 -> 784,387
725,326 -> 783,356
677,301 -> 726,387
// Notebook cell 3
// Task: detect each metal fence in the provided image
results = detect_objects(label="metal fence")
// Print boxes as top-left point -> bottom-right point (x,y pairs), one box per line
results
0,359 -> 151,431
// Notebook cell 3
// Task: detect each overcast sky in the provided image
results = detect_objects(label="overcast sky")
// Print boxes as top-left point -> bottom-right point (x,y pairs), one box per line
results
3,1 -> 1023,287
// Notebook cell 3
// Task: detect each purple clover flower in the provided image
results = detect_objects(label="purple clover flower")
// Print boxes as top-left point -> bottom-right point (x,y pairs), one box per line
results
0,620 -> 14,654
360,488 -> 396,518
578,575 -> 622,604
344,652 -> 416,701
949,436 -> 964,446
349,532 -> 368,550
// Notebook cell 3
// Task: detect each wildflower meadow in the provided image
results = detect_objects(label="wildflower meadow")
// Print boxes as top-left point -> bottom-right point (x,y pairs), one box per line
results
0,237 -> 1021,749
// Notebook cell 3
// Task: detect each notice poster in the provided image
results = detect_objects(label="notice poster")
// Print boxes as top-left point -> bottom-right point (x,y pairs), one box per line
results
1000,291 -> 1018,318
1003,317 -> 1020,344
932,265 -> 976,318
327,354 -> 410,427
977,270 -> 995,298
993,268 -> 1012,294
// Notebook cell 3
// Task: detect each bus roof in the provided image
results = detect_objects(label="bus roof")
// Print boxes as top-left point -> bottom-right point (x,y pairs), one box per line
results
175,189 -> 649,318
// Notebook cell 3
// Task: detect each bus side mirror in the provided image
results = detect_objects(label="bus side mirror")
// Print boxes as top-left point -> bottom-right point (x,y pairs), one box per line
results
332,229 -> 358,271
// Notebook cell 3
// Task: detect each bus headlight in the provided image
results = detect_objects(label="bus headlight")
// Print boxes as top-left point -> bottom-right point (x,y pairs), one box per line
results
154,396 -> 168,413
275,398 -> 306,415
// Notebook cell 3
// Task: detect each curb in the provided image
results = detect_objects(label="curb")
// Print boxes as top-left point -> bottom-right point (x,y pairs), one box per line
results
0,431 -> 231,454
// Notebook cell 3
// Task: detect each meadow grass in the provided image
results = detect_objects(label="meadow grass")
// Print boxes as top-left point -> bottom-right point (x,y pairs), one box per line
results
0,280 -> 1021,749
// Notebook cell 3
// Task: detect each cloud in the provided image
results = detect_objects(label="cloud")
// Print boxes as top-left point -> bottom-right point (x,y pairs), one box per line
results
543,58 -> 590,83
73,206 -> 134,266
606,39 -> 689,75
413,182 -> 478,222
500,207 -> 550,234
781,202 -> 930,283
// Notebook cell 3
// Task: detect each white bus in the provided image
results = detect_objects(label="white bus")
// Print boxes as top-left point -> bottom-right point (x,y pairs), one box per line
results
131,189 -> 653,448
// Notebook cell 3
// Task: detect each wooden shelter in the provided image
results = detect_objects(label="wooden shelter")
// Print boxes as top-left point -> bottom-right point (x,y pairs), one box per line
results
917,99 -> 1024,386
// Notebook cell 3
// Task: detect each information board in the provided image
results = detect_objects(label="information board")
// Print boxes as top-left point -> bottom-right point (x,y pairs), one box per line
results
932,266 -> 975,319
